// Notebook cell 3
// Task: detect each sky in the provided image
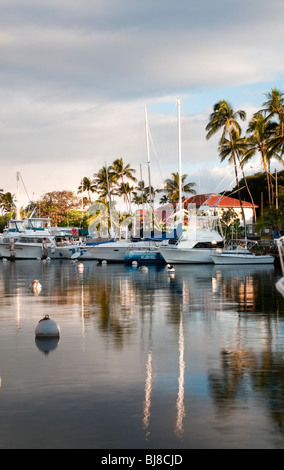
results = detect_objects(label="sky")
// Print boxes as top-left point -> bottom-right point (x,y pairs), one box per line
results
0,0 -> 284,209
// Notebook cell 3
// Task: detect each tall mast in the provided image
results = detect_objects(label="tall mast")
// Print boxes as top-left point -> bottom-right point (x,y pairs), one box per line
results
144,105 -> 153,229
140,164 -> 145,230
105,161 -> 113,236
177,98 -> 182,224
16,171 -> 21,219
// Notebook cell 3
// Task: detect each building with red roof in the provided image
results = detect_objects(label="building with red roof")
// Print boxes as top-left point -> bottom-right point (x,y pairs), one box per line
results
156,193 -> 257,227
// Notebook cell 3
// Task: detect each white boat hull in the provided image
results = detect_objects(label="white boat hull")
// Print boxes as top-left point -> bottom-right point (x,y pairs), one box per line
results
87,241 -> 158,262
276,277 -> 284,296
211,253 -> 275,265
50,245 -> 95,259
87,244 -> 133,262
0,243 -> 44,259
158,246 -> 215,264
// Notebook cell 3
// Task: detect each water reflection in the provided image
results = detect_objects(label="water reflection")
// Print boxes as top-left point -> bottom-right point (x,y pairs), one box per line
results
143,349 -> 152,437
35,337 -> 60,355
175,314 -> 185,437
211,264 -> 276,312
1,260 -> 284,448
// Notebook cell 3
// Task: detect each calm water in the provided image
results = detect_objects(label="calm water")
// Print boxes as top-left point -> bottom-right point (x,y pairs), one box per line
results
0,258 -> 284,449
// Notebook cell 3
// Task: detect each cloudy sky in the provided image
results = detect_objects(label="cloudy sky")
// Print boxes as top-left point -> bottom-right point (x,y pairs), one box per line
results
1,0 -> 284,207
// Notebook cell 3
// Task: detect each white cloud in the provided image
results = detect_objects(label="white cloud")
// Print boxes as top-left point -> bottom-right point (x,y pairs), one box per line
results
0,0 -> 284,207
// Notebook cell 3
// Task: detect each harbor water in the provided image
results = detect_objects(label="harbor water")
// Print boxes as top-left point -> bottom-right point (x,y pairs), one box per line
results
0,259 -> 284,449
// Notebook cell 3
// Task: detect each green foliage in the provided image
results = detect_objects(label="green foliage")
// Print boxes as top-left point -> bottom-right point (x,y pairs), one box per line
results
256,207 -> 284,235
0,214 -> 12,232
158,172 -> 196,203
0,191 -> 16,215
226,170 -> 284,214
61,210 -> 90,228
32,190 -> 82,226
218,208 -> 241,239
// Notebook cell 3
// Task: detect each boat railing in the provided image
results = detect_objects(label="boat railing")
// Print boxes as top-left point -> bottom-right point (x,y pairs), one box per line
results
225,239 -> 258,252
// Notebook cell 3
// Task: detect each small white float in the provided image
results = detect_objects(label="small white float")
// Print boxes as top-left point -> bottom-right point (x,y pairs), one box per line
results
167,264 -> 175,273
35,315 -> 60,338
139,266 -> 148,273
30,279 -> 42,294
132,261 -> 138,267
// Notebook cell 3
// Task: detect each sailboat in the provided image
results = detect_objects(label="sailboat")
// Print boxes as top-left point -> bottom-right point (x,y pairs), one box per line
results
86,110 -> 179,263
158,98 -> 224,264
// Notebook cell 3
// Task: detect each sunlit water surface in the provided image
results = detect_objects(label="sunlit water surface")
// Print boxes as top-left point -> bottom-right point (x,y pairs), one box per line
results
0,259 -> 284,449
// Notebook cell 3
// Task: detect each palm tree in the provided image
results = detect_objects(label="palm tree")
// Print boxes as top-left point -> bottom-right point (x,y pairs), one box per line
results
0,192 -> 16,215
117,182 -> 135,213
159,172 -> 196,203
219,133 -> 257,223
132,180 -> 148,206
92,165 -> 116,204
144,185 -> 156,204
244,112 -> 279,206
77,177 -> 97,202
206,99 -> 246,226
261,88 -> 284,163
111,158 -> 137,209
261,88 -> 284,137
159,194 -> 170,205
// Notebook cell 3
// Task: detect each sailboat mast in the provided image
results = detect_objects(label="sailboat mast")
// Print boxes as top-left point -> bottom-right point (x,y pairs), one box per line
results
177,98 -> 182,224
105,161 -> 113,236
140,164 -> 145,231
144,105 -> 153,229
16,171 -> 21,219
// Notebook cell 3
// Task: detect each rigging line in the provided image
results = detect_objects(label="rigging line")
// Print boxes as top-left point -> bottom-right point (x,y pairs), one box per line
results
18,172 -> 37,215
19,172 -> 32,203
147,125 -> 165,187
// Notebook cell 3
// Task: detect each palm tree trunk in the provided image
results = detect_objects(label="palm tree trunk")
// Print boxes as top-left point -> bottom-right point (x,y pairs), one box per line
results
237,155 -> 257,224
229,130 -> 246,231
263,157 -> 272,207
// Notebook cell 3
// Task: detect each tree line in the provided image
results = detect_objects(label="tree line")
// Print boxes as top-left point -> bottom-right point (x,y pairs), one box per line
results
0,88 -> 283,233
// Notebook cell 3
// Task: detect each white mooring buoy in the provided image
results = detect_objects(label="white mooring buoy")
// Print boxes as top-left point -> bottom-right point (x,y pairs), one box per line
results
35,315 -> 60,338
77,262 -> 84,271
139,265 -> 148,273
167,264 -> 175,273
30,279 -> 42,294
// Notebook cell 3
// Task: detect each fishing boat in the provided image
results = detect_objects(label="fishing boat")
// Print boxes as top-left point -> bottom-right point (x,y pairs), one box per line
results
210,240 -> 275,265
0,217 -> 55,259
158,215 -> 224,264
211,249 -> 275,265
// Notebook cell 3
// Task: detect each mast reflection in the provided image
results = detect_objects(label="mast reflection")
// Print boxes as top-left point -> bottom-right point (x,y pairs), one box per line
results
143,349 -> 152,438
175,313 -> 185,437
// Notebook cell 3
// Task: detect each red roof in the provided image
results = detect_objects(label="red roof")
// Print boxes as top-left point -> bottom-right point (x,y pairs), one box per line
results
183,193 -> 258,209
